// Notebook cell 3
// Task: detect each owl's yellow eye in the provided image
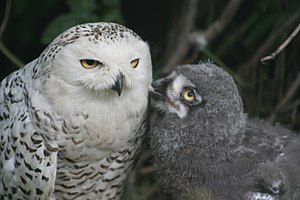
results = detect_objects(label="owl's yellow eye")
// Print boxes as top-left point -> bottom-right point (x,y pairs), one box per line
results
80,59 -> 100,69
182,87 -> 195,101
130,58 -> 139,68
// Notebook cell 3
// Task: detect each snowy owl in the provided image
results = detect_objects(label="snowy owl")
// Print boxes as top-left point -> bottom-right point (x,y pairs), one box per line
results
0,22 -> 152,199
149,63 -> 300,200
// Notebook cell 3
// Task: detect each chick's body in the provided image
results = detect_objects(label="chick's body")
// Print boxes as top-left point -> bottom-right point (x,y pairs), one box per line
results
150,64 -> 300,200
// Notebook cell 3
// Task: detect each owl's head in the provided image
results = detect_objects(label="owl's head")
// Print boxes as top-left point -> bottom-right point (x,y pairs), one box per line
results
151,70 -> 203,118
40,22 -> 152,99
151,63 -> 245,136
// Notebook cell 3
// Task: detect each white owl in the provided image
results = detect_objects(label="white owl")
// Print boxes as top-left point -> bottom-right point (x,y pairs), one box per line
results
0,22 -> 152,199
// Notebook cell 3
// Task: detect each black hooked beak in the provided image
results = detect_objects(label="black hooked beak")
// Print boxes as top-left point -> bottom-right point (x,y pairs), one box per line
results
150,78 -> 170,98
112,73 -> 124,96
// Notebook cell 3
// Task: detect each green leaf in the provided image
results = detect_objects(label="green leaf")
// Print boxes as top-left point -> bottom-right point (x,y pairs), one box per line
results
41,0 -> 124,44
41,13 -> 98,44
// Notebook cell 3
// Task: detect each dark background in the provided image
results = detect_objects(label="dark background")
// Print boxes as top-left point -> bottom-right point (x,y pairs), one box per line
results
0,0 -> 300,199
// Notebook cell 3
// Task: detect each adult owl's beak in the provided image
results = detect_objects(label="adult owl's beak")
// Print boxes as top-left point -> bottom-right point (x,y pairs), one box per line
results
112,73 -> 124,96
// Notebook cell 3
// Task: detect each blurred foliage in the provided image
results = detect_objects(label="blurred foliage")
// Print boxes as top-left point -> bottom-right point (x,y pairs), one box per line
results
41,0 -> 123,44
188,0 -> 300,126
0,0 -> 123,79
0,0 -> 300,199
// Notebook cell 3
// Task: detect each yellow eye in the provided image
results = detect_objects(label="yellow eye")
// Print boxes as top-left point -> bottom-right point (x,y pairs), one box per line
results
80,59 -> 100,69
130,58 -> 139,68
182,88 -> 195,101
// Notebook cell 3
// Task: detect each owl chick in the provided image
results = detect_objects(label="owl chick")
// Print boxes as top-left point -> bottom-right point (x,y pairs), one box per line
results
150,63 -> 300,200
0,22 -> 152,199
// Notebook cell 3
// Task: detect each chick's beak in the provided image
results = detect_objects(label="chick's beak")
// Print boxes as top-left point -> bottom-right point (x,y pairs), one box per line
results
150,79 -> 166,97
112,73 -> 124,96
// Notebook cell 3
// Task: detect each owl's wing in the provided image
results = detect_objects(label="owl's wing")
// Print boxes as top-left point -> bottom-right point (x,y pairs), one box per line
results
240,119 -> 300,199
246,192 -> 277,200
0,66 -> 57,199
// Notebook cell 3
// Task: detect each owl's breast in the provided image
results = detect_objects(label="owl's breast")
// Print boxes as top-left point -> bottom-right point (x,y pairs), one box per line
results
53,96 -> 147,162
53,109 -> 146,199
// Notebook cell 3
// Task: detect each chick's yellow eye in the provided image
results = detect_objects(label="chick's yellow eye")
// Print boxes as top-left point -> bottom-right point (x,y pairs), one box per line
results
182,88 -> 195,101
130,58 -> 139,68
80,59 -> 100,69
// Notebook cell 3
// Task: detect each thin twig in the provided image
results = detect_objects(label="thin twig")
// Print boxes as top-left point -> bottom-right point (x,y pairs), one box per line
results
205,0 -> 243,40
162,0 -> 200,73
238,8 -> 300,80
192,0 -> 244,50
162,0 -> 244,73
261,22 -> 300,63
0,0 -> 11,39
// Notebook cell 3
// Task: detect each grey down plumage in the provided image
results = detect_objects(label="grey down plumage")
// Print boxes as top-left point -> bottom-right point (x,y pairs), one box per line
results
150,63 -> 300,200
0,22 -> 152,199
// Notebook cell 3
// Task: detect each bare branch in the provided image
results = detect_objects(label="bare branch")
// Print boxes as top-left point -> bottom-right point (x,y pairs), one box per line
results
192,0 -> 244,50
162,0 -> 244,73
261,22 -> 300,63
238,8 -> 300,80
162,0 -> 200,73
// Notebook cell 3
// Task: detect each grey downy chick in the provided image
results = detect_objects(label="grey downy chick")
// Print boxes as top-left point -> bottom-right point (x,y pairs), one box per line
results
149,63 -> 300,200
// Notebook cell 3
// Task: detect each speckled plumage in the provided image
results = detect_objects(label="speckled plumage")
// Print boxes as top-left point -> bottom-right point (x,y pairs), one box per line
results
150,63 -> 300,200
0,22 -> 152,199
